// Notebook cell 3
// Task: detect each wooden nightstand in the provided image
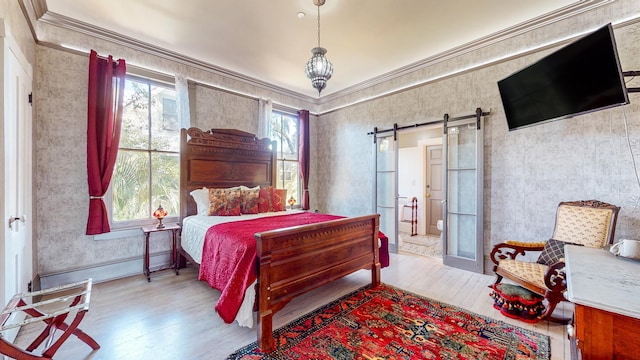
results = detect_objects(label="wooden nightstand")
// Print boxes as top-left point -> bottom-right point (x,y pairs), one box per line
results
141,223 -> 181,282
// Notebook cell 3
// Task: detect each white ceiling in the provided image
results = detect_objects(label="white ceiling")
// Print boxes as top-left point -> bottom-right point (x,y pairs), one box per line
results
44,0 -> 578,99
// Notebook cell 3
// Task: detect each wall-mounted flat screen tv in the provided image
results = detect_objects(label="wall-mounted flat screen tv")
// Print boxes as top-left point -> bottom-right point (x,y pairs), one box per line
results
498,23 -> 629,131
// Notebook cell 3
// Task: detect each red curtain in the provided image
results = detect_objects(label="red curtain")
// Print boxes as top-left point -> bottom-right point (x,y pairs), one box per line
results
86,50 -> 126,235
298,110 -> 310,210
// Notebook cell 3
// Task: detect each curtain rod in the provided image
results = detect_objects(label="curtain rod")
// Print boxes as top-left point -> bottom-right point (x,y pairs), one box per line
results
367,109 -> 490,136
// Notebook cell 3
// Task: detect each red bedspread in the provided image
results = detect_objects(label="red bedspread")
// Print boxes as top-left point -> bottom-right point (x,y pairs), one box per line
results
198,212 -> 389,324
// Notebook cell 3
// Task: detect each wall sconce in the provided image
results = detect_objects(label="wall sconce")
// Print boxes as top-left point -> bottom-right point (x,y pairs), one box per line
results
153,204 -> 168,229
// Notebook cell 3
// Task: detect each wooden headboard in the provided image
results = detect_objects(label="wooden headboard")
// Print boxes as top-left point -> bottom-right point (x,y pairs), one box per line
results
180,127 -> 276,220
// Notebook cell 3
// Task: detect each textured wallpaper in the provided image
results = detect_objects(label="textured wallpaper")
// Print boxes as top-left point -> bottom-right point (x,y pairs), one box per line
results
191,84 -> 259,133
30,0 -> 640,277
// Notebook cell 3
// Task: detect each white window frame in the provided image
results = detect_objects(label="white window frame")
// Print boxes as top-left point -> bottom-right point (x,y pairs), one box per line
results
106,74 -> 180,231
270,109 -> 302,206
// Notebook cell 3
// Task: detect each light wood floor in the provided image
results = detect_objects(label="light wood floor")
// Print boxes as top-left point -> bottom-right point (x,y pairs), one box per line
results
14,253 -> 571,359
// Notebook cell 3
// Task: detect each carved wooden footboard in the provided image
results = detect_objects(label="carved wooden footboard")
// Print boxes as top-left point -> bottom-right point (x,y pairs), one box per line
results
255,214 -> 381,351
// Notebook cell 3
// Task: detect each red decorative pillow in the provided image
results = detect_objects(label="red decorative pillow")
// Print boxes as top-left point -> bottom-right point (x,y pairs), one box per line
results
271,189 -> 287,212
225,187 -> 242,216
258,186 -> 273,213
240,186 -> 260,214
207,188 -> 226,215
207,188 -> 241,216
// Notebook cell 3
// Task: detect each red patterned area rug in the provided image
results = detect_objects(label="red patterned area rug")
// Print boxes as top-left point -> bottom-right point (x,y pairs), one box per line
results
227,284 -> 550,359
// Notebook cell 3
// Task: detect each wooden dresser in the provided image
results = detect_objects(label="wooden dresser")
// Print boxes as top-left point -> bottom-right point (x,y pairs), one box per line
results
565,245 -> 640,360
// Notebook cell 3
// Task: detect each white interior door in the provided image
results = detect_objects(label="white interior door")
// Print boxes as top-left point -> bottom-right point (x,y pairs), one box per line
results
1,24 -> 34,341
442,113 -> 484,273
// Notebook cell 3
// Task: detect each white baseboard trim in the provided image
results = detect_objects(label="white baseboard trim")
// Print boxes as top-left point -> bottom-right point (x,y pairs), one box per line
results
40,251 -> 173,289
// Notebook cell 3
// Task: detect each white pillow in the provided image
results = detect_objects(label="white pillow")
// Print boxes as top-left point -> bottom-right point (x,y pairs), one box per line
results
190,187 -> 210,215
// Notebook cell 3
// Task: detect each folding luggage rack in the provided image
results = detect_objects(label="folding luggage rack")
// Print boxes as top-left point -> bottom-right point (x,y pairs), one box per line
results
0,279 -> 100,359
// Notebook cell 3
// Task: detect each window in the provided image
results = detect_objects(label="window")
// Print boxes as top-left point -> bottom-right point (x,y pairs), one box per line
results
111,76 -> 180,227
270,110 -> 300,204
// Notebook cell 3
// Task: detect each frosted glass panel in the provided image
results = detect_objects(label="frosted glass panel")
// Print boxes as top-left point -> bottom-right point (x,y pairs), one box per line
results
378,207 -> 396,245
446,169 -> 476,214
377,172 -> 395,207
376,135 -> 396,248
447,126 -> 476,169
446,214 -> 476,260
377,138 -> 394,171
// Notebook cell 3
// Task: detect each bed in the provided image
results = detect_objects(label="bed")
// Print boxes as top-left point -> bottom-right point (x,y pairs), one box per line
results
179,127 -> 386,351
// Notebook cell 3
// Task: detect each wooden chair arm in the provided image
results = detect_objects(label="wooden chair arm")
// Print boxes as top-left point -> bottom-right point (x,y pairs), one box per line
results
490,241 -> 546,265
544,260 -> 567,293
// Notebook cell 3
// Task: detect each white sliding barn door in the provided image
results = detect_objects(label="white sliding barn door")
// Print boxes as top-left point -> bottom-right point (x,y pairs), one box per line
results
442,113 -> 484,273
374,134 -> 398,251
1,20 -> 34,342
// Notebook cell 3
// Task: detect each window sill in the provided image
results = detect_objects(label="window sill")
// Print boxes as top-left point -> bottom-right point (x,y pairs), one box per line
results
93,216 -> 180,241
93,228 -> 143,241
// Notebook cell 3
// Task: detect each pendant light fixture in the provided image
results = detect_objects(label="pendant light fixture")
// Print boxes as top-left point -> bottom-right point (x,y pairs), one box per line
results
305,0 -> 333,95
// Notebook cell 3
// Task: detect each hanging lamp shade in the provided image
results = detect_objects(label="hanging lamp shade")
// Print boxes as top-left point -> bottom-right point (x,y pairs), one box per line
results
305,47 -> 333,94
305,0 -> 333,95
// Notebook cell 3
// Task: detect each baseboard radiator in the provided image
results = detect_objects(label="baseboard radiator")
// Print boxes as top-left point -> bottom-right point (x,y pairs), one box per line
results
39,251 -> 173,289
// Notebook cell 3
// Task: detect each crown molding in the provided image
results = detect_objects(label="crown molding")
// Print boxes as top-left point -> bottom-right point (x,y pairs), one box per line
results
36,11 -> 319,105
24,0 -> 616,110
17,0 -> 38,42
31,0 -> 48,19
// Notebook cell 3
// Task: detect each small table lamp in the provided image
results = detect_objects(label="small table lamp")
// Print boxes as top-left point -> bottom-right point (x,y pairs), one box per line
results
288,196 -> 296,209
153,204 -> 168,229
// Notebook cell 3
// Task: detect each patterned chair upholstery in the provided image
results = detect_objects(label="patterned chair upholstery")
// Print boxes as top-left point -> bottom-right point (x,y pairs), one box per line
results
490,200 -> 620,323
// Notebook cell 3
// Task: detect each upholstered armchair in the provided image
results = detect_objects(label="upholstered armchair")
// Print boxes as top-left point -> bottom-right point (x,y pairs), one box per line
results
490,200 -> 620,323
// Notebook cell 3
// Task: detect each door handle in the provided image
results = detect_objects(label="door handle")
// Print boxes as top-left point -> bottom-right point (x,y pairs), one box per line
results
425,193 -> 431,197
8,215 -> 26,229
